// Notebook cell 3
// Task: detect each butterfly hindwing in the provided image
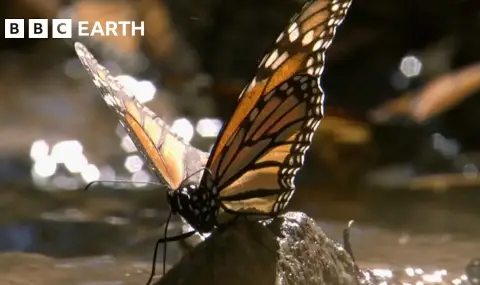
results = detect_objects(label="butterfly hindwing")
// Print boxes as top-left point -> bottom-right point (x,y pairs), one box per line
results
205,74 -> 324,215
74,43 -> 208,189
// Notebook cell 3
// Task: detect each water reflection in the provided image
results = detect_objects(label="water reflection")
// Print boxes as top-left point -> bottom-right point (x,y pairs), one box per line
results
0,183 -> 478,284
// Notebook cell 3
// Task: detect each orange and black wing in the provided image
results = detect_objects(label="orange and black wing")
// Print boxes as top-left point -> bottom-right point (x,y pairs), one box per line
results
75,42 -> 208,189
202,0 -> 352,215
216,74 -> 324,215
206,0 -> 352,169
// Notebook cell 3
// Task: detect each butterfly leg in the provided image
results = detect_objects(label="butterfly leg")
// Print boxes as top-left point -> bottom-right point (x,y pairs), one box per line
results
146,230 -> 197,285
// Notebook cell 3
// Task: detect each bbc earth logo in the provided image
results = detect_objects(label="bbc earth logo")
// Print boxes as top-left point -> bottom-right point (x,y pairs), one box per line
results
4,19 -> 145,38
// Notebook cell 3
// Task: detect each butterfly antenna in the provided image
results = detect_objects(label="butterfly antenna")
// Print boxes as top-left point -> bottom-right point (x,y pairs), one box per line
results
202,167 -> 213,180
178,167 -> 212,189
84,180 -> 162,191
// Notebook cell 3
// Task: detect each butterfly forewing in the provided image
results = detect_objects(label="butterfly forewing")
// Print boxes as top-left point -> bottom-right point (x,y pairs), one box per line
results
74,43 -> 208,189
256,0 -> 351,80
200,0 -> 351,215
205,0 -> 351,173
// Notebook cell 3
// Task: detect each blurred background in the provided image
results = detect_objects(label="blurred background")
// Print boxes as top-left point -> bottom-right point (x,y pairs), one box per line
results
0,0 -> 480,284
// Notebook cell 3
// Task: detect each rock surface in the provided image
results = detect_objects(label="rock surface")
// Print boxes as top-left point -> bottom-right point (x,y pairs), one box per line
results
155,211 -> 359,285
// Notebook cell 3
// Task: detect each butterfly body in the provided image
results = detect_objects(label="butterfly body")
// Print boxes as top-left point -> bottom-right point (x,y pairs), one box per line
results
165,73 -> 325,235
75,1 -> 353,281
168,184 -> 220,233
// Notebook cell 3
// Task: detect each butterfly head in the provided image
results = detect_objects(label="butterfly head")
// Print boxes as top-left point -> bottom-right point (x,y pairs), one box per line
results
167,184 -> 219,233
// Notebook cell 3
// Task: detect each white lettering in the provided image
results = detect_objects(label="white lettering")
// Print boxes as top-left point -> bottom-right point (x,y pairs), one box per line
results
77,21 -> 89,36
131,21 -> 144,36
91,22 -> 104,36
75,21 -> 145,37
117,21 -> 129,36
105,22 -> 117,36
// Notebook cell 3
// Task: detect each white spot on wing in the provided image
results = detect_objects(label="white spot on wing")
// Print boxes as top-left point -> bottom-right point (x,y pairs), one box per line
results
276,32 -> 284,43
313,39 -> 324,51
265,49 -> 279,68
306,57 -> 314,67
302,30 -> 314,46
271,51 -> 289,70
288,22 -> 300,42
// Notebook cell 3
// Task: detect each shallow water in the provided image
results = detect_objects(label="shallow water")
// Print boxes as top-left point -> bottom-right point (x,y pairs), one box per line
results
0,183 -> 478,285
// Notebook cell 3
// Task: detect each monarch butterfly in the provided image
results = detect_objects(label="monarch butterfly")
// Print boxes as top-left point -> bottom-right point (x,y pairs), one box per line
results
75,0 -> 351,282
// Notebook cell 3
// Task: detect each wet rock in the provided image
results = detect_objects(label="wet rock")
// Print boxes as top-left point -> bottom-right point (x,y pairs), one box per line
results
466,258 -> 480,284
155,211 -> 359,285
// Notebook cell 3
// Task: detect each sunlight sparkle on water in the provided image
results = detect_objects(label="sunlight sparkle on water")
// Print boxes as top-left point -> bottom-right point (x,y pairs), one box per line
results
196,118 -> 223,138
452,278 -> 462,285
115,75 -> 137,97
99,165 -> 116,182
406,267 -> 415,277
372,269 -> 393,279
47,140 -> 93,174
30,139 -> 49,161
33,156 -> 57,177
64,152 -> 89,173
358,265 -> 466,285
421,270 -> 446,283
51,140 -> 84,164
171,118 -> 194,142
81,164 -> 101,183
120,135 -> 137,152
131,170 -> 151,188
124,155 -> 144,173
116,75 -> 156,103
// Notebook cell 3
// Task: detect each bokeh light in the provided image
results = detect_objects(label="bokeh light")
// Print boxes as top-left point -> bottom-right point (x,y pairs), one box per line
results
51,140 -> 84,164
81,164 -> 101,183
171,118 -> 194,142
33,156 -> 57,178
399,55 -> 422,78
120,135 -> 137,153
196,118 -> 223,138
131,169 -> 151,188
116,75 -> 156,103
64,153 -> 89,173
124,154 -> 144,173
99,165 -> 116,181
30,139 -> 49,161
